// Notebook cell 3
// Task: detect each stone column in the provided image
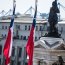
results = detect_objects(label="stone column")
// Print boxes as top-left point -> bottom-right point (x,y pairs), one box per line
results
33,58 -> 38,65
15,46 -> 19,65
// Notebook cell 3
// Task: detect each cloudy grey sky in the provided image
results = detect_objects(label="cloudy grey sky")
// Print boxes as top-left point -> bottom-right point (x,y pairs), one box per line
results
0,0 -> 65,18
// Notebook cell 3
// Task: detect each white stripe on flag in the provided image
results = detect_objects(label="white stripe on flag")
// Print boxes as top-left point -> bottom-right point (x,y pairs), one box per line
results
9,27 -> 13,57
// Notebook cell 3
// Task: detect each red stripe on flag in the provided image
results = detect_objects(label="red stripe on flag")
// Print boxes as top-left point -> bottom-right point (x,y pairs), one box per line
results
5,57 -> 10,65
26,25 -> 34,65
3,28 -> 11,64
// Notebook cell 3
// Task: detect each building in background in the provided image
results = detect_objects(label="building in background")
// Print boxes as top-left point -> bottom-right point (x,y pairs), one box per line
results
0,14 -> 65,65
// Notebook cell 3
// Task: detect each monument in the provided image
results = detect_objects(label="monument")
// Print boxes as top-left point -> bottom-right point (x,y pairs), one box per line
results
40,0 -> 64,45
44,0 -> 60,38
40,0 -> 64,46
33,0 -> 65,65
39,0 -> 65,64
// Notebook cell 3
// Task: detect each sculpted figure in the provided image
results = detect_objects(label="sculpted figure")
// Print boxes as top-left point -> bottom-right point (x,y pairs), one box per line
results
48,0 -> 59,33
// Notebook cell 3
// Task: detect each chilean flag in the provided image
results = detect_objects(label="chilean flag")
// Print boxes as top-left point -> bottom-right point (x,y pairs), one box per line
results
26,0 -> 37,65
3,1 -> 16,65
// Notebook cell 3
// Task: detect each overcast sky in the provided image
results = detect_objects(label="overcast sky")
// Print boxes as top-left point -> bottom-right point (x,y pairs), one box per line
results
0,0 -> 65,18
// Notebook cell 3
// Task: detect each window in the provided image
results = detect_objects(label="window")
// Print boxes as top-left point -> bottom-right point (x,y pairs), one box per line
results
36,26 -> 38,31
0,45 -> 2,55
35,37 -> 37,41
38,60 -> 41,65
16,25 -> 20,30
27,36 -> 29,40
1,34 -> 3,37
28,26 -> 30,30
11,60 -> 14,65
16,30 -> 19,36
5,26 -> 7,29
12,47 -> 15,57
25,62 -> 28,65
21,35 -> 23,40
17,61 -> 21,65
23,36 -> 26,40
18,47 -> 22,57
43,23 -> 47,31
39,37 -> 40,39
47,26 -> 50,31
4,34 -> 6,38
16,35 -> 19,39
39,26 -> 43,31
16,30 -> 19,39
61,27 -> 63,33
2,26 -> 4,29
25,25 -> 27,30
0,58 -> 1,65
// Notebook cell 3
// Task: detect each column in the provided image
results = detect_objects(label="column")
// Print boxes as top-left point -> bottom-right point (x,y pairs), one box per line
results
33,58 -> 38,65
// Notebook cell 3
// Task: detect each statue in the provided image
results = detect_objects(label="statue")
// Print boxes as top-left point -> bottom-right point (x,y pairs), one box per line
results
45,0 -> 61,38
52,56 -> 64,65
58,55 -> 64,65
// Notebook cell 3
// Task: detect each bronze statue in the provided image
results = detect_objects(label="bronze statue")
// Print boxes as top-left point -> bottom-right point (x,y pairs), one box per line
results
44,0 -> 61,37
48,0 -> 59,32
52,56 -> 64,65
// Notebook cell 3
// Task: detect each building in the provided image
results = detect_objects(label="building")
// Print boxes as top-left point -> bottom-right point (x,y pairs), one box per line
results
0,14 -> 47,65
0,14 -> 65,65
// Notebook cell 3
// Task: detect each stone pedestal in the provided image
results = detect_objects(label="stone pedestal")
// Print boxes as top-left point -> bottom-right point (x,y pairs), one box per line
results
40,37 -> 64,49
34,36 -> 65,65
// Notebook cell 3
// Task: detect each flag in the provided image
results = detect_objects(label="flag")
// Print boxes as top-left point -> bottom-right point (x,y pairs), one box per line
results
3,0 -> 16,65
26,0 -> 37,65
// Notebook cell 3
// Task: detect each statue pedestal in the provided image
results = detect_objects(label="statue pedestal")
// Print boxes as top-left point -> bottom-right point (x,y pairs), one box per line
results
40,37 -> 64,49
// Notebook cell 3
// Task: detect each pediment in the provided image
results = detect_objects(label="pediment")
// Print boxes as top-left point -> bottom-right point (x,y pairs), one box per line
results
54,44 -> 65,50
44,40 -> 60,48
34,44 -> 45,48
35,37 -> 64,49
34,40 -> 47,49
39,37 -> 64,49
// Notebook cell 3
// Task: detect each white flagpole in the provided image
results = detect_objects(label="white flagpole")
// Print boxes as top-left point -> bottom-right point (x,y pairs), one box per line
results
13,0 -> 16,8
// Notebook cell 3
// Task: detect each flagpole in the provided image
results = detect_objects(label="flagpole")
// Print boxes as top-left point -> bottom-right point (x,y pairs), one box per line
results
10,0 -> 16,65
35,0 -> 38,7
13,0 -> 16,15
13,1 -> 16,65
3,0 -> 16,65
13,0 -> 16,8
34,0 -> 38,41
26,0 -> 37,65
